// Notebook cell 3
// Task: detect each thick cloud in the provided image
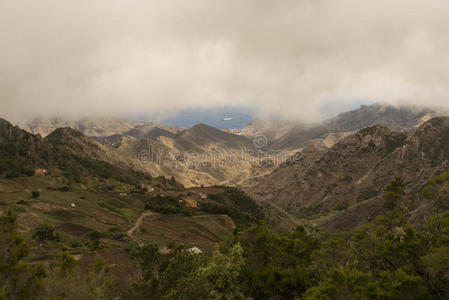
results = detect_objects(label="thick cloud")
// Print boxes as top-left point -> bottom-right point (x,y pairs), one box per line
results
1,0 -> 448,122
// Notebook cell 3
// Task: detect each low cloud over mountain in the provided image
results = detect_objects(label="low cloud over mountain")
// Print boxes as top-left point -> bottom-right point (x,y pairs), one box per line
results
2,0 -> 449,121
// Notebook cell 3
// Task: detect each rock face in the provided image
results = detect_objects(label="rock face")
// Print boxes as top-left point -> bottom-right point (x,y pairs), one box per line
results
240,117 -> 449,232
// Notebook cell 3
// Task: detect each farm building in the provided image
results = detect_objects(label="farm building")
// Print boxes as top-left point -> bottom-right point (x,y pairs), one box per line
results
34,169 -> 47,176
184,198 -> 198,208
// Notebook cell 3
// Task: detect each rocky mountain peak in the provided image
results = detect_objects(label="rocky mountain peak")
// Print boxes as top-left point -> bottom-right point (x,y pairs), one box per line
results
0,118 -> 40,144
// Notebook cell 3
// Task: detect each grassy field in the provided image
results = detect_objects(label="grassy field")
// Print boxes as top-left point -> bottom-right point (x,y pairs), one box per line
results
135,214 -> 235,249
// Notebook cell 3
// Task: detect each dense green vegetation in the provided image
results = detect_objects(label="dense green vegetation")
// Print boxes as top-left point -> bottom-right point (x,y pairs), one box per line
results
145,194 -> 193,215
0,142 -> 35,178
144,187 -> 264,229
32,224 -> 58,242
201,187 -> 264,229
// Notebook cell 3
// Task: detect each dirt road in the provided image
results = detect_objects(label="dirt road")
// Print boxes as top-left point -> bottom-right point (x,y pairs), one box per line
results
126,211 -> 155,242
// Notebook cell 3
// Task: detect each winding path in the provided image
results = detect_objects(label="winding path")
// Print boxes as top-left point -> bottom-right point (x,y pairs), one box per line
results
126,211 -> 155,242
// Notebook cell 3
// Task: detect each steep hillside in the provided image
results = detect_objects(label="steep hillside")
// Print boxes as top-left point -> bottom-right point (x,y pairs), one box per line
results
241,103 -> 442,150
241,116 -> 449,232
176,123 -> 253,150
0,118 -> 44,178
97,122 -> 270,188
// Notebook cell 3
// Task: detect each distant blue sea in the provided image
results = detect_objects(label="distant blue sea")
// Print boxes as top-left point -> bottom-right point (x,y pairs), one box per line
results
134,106 -> 255,129
130,101 -> 372,130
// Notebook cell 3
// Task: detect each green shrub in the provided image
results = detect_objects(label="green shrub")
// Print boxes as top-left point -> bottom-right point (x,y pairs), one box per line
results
32,224 -> 56,242
31,190 -> 40,199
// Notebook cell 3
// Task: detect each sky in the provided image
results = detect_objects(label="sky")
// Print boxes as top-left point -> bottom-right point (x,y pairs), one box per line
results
1,0 -> 449,123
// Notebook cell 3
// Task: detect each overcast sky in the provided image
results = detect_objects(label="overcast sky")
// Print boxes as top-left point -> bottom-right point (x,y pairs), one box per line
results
1,0 -> 449,122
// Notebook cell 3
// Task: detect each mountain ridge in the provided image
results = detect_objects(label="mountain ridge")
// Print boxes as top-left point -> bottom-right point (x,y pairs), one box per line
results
7,103 -> 447,188
240,103 -> 444,150
240,116 -> 449,231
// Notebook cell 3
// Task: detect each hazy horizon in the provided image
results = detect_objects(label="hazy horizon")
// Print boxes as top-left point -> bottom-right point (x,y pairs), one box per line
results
13,100 -> 438,131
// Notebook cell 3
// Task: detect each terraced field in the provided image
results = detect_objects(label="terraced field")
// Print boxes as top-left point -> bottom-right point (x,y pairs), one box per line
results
135,214 -> 235,249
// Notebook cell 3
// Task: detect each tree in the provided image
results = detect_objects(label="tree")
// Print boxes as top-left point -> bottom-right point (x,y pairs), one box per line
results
380,177 -> 408,230
0,210 -> 45,299
197,244 -> 247,300
129,242 -> 162,299
383,176 -> 405,210
422,172 -> 449,212
304,268 -> 370,300
45,254 -> 119,299
57,251 -> 77,278
158,242 -> 204,297
367,269 -> 428,299
32,224 -> 56,242
31,190 -> 40,199
237,225 -> 318,299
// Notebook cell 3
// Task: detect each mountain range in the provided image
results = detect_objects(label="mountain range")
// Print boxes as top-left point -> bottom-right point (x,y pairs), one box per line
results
12,103 -> 446,189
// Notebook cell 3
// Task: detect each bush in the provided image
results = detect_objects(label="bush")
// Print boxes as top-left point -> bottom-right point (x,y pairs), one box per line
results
5,170 -> 20,179
31,190 -> 40,199
145,194 -> 193,216
32,224 -> 56,242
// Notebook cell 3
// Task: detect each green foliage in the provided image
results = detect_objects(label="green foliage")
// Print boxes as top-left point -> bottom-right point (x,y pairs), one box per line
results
157,243 -> 207,299
422,172 -> 449,210
202,187 -> 264,229
383,176 -> 405,210
46,254 -> 118,299
0,210 -> 46,299
144,187 -> 264,230
53,150 -> 144,185
56,251 -> 77,278
130,242 -> 161,282
145,194 -> 193,216
236,225 -> 319,299
0,142 -> 35,178
87,230 -> 105,250
367,269 -> 428,299
420,246 -> 449,296
195,244 -> 247,300
304,267 -> 371,300
32,224 -> 56,242
129,241 -> 248,300
31,190 -> 40,199
129,242 -> 163,299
